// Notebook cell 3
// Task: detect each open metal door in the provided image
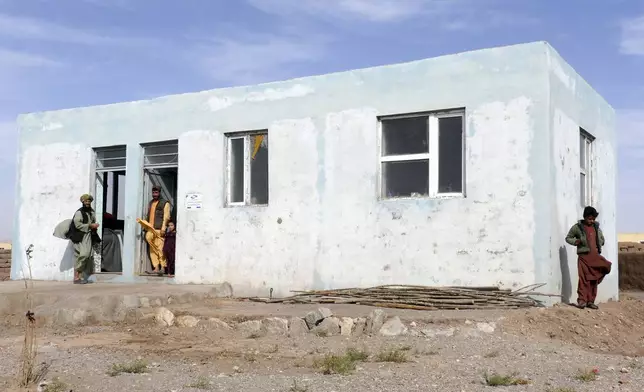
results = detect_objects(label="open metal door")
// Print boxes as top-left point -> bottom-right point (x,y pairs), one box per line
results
148,170 -> 177,219
138,141 -> 179,275
93,146 -> 126,274
138,170 -> 152,274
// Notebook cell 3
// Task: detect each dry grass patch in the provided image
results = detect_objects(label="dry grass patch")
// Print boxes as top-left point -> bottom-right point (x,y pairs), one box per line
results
228,315 -> 261,323
315,354 -> 356,375
376,348 -> 408,363
266,344 -> 279,353
345,348 -> 369,362
42,378 -> 69,392
108,359 -> 148,376
413,347 -> 439,356
186,376 -> 212,390
314,348 -> 369,375
243,353 -> 258,362
547,388 -> 576,392
18,245 -> 41,388
484,350 -> 500,358
574,369 -> 598,382
484,373 -> 530,386
288,380 -> 309,392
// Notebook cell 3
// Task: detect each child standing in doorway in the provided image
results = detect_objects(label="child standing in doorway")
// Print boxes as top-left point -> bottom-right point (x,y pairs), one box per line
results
163,220 -> 176,277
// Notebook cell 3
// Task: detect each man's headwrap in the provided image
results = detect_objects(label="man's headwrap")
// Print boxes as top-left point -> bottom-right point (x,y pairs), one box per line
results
80,194 -> 94,203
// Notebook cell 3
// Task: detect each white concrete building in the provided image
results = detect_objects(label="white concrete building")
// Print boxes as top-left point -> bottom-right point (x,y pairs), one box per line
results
12,42 -> 618,304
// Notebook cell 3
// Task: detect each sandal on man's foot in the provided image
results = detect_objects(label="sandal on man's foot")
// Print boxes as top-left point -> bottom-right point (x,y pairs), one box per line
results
576,302 -> 587,309
73,280 -> 83,285
586,303 -> 599,310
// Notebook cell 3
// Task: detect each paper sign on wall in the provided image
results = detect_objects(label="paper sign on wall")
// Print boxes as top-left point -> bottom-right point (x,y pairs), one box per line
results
185,193 -> 203,210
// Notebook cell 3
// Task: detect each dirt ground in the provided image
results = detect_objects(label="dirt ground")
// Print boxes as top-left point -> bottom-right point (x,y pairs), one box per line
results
2,295 -> 644,392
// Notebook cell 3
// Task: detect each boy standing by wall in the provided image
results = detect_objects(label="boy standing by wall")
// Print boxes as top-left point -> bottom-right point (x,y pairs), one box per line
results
565,206 -> 612,309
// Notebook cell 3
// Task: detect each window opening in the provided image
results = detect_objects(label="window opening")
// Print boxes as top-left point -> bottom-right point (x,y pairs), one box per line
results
580,129 -> 594,206
379,110 -> 465,199
143,141 -> 178,169
227,131 -> 269,206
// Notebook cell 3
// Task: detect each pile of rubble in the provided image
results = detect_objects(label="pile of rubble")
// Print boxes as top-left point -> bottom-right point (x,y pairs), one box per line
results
619,242 -> 644,253
0,247 -> 10,281
619,242 -> 644,290
153,306 -> 497,338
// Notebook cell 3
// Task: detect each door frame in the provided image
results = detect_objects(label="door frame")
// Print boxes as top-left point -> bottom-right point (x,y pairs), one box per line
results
137,140 -> 179,276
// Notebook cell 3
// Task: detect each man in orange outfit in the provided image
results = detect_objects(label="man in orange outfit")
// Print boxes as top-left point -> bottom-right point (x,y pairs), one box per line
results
145,186 -> 171,275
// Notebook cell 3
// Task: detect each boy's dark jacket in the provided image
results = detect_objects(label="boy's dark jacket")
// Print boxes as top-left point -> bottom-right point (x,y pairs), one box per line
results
565,221 -> 605,254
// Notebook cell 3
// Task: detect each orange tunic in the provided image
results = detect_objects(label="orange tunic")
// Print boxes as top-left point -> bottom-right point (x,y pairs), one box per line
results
149,200 -> 159,229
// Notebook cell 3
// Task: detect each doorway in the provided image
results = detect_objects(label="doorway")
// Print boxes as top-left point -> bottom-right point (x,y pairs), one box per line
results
138,141 -> 179,276
93,146 -> 127,274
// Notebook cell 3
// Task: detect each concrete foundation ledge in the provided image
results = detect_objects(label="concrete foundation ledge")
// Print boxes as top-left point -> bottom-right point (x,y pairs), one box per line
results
0,280 -> 233,326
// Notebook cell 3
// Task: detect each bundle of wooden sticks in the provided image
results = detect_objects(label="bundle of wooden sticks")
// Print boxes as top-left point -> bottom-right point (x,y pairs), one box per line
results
246,284 -> 551,310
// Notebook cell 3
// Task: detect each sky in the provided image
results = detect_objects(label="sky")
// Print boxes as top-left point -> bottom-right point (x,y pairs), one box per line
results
0,0 -> 643,241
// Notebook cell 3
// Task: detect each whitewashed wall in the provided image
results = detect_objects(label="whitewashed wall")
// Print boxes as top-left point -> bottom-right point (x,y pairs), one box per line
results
173,97 -> 537,297
14,42 -> 616,303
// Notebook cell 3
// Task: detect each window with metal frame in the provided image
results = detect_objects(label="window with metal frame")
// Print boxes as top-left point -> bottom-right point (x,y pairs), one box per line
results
226,131 -> 269,206
143,141 -> 178,169
579,129 -> 594,206
379,110 -> 465,199
95,146 -> 127,172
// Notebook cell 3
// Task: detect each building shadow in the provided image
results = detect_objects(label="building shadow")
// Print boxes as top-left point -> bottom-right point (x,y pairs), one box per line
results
559,246 -> 572,304
59,242 -> 74,272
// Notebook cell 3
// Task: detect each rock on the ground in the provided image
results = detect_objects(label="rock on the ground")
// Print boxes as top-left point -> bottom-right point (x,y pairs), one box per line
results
288,317 -> 309,337
353,317 -> 367,337
304,307 -> 333,329
176,315 -> 200,328
421,327 -> 456,338
154,307 -> 175,327
262,317 -> 288,335
366,309 -> 387,335
121,294 -> 140,309
208,318 -> 233,331
340,317 -> 354,336
379,316 -> 408,337
476,322 -> 496,334
139,297 -> 151,308
318,307 -> 333,318
312,316 -> 341,336
237,320 -> 264,337
208,282 -> 234,298
53,309 -> 90,326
